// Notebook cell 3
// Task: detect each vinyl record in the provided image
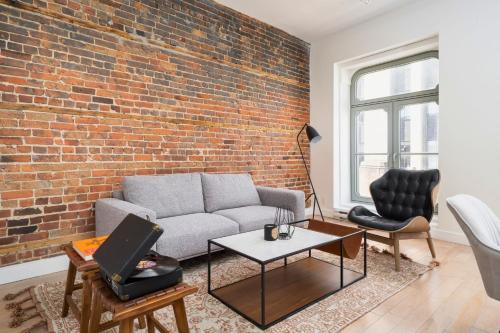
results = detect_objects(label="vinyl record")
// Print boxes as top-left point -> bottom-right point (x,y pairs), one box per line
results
130,252 -> 180,279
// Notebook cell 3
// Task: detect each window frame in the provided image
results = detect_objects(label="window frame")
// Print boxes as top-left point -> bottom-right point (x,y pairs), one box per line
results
350,51 -> 439,203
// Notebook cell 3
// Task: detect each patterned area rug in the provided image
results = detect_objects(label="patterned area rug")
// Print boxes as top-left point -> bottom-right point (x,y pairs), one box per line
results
10,248 -> 430,332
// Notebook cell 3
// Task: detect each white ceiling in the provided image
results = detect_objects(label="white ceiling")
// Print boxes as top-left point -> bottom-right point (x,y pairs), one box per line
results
215,0 -> 419,42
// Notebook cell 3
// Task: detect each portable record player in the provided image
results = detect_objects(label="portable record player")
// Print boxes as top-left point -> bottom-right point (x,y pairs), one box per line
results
93,214 -> 183,301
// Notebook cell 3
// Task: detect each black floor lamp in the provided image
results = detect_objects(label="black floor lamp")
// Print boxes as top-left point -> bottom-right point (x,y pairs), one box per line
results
297,123 -> 324,221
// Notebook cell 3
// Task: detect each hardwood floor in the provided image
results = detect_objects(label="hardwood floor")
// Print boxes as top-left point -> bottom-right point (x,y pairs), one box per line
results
341,237 -> 500,333
1,232 -> 500,332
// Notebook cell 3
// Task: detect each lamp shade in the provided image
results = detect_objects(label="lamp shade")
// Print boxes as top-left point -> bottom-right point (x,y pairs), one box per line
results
306,125 -> 322,143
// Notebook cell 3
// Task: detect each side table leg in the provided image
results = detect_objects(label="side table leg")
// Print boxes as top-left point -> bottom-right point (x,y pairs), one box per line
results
81,273 -> 93,333
173,299 -> 190,333
146,312 -> 155,333
62,261 -> 77,317
138,315 -> 147,329
88,288 -> 102,333
119,318 -> 133,333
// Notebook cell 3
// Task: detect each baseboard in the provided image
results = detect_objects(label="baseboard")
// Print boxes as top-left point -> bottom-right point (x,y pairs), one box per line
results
430,224 -> 469,245
0,255 -> 69,285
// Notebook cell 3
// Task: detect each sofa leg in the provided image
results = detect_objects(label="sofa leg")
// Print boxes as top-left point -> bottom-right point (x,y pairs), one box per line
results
426,231 -> 437,259
393,234 -> 401,272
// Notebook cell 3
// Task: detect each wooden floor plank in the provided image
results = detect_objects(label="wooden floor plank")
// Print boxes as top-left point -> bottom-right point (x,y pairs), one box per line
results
340,312 -> 381,333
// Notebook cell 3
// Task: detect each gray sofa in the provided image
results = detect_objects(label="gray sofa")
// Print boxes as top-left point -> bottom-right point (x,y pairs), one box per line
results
95,173 -> 305,260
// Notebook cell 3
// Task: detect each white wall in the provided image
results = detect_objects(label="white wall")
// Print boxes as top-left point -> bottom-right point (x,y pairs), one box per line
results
310,0 -> 500,242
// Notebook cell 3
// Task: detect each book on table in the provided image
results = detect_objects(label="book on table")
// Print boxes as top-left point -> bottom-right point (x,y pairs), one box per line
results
72,235 -> 108,261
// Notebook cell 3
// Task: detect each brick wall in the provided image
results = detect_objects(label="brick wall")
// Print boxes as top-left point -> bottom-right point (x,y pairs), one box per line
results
0,0 -> 310,267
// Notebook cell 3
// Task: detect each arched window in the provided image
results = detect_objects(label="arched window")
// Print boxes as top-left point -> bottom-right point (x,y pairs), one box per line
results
351,51 -> 439,202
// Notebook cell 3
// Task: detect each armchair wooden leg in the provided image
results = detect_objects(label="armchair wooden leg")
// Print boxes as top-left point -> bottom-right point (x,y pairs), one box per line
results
393,233 -> 401,272
426,231 -> 437,259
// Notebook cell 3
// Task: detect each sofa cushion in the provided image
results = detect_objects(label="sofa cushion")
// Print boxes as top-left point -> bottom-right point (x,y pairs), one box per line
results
201,173 -> 261,212
123,173 -> 204,219
214,205 -> 277,233
155,213 -> 239,259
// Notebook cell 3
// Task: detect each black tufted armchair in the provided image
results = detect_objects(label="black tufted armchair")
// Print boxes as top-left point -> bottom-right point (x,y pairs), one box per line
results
348,169 -> 440,271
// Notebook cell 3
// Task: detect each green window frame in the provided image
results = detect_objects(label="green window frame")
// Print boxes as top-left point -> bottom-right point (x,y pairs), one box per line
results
350,51 -> 439,203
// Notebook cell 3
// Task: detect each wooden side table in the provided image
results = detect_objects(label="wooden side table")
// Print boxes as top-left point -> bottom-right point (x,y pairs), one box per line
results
88,280 -> 198,333
61,245 -> 100,333
62,246 -> 150,333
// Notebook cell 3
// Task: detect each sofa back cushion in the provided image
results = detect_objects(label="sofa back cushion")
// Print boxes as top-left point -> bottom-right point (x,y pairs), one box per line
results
123,173 -> 204,218
201,173 -> 261,212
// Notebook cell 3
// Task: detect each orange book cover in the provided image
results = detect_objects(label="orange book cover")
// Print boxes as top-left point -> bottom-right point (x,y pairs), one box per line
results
72,235 -> 108,261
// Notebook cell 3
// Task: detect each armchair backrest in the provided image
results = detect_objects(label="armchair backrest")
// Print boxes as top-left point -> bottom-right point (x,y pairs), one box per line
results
447,194 -> 500,300
447,194 -> 500,251
370,169 -> 440,222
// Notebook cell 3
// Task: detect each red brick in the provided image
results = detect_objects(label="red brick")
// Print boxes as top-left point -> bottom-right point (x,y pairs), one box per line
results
44,204 -> 66,213
39,222 -> 60,230
0,137 -> 23,145
0,236 -> 18,246
2,190 -> 33,200
19,231 -> 48,243
0,254 -> 17,266
34,248 -> 48,257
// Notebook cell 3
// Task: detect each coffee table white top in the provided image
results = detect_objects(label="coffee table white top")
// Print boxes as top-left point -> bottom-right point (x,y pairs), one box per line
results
210,227 -> 339,263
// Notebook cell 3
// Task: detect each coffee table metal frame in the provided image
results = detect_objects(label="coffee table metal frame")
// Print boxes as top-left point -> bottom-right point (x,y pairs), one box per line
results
207,220 -> 367,330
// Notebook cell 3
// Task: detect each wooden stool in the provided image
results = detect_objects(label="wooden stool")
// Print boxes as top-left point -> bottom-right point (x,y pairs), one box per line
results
88,279 -> 197,333
61,246 -> 147,333
61,245 -> 100,333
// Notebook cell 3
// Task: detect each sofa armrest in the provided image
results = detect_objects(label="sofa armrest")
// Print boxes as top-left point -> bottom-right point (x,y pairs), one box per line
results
95,198 -> 157,236
256,186 -> 305,221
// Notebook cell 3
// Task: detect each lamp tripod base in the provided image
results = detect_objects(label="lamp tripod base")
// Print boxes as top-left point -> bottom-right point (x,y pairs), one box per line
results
306,193 -> 325,222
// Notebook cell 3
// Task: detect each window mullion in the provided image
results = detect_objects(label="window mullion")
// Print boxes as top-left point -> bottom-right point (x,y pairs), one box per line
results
391,102 -> 399,169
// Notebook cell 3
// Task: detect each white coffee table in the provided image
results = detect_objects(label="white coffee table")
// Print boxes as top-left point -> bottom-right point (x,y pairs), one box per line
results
207,225 -> 366,329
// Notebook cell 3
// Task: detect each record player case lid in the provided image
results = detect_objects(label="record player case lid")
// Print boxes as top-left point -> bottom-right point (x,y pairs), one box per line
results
93,214 -> 163,284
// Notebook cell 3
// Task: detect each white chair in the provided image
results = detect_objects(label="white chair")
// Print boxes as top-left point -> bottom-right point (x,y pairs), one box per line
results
447,194 -> 500,300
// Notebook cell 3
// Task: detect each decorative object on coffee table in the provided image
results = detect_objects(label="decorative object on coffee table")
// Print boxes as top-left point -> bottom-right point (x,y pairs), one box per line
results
264,224 -> 278,241
89,279 -> 197,333
296,123 -> 325,221
207,226 -> 367,329
274,207 -> 295,240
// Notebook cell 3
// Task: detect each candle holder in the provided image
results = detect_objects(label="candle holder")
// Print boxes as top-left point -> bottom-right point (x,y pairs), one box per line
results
274,207 -> 295,240
264,224 -> 278,241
